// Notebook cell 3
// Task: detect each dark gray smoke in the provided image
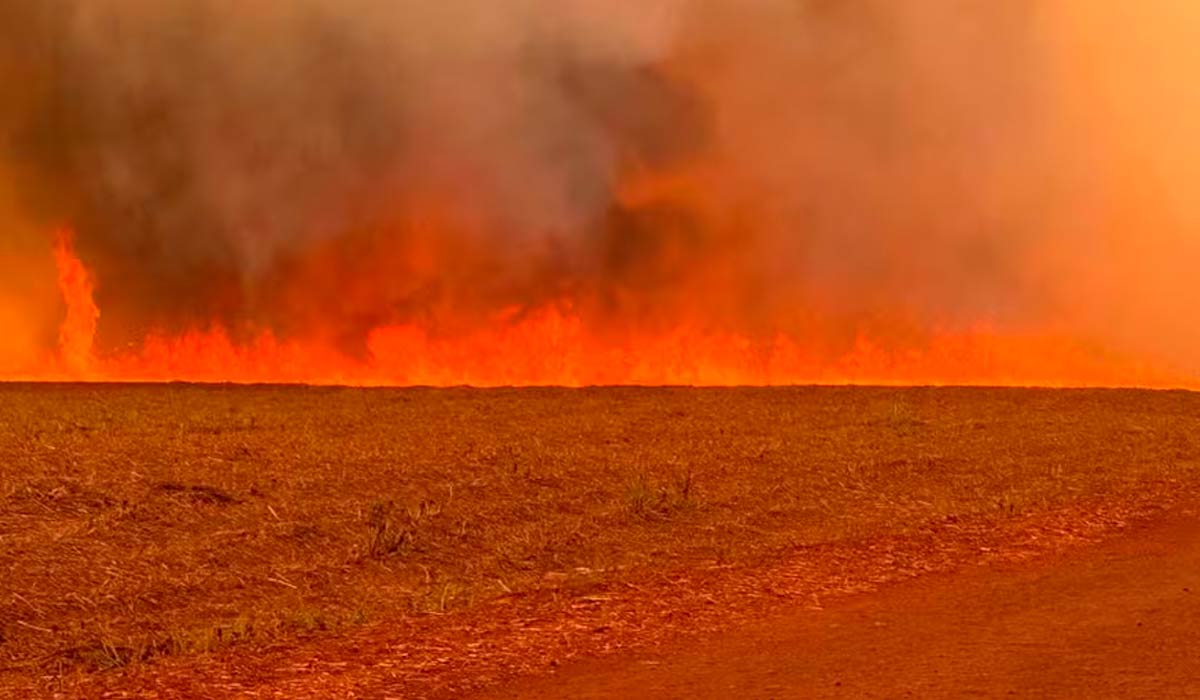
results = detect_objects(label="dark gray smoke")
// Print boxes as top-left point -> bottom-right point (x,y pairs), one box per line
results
2,0 -> 706,348
3,1 -> 1196,377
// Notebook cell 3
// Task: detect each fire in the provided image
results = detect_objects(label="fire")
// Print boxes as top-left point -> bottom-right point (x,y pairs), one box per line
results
24,229 -> 1189,389
4,4 -> 1200,390
52,230 -> 99,377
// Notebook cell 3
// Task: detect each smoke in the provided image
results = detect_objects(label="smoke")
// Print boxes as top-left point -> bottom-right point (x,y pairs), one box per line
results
1035,2 -> 1200,374
1,1 -> 1198,377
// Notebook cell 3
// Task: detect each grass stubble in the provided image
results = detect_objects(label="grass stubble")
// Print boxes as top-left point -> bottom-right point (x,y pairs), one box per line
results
0,384 -> 1198,696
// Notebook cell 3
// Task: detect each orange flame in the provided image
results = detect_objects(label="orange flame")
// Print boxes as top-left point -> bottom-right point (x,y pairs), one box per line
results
52,229 -> 99,376
24,229 -> 1191,389
8,5 -> 1200,390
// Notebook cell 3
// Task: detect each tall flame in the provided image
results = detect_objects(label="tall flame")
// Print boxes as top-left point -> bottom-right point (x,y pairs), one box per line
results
52,229 -> 99,376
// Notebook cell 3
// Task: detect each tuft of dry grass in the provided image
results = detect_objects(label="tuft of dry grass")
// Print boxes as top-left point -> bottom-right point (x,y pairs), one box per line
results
0,385 -> 1198,684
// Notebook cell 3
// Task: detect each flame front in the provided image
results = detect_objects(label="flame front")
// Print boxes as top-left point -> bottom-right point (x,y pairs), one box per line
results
3,2 -> 1200,388
35,229 -> 1184,388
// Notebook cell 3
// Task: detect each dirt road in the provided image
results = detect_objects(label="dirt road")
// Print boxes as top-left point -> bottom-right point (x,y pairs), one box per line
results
474,506 -> 1200,699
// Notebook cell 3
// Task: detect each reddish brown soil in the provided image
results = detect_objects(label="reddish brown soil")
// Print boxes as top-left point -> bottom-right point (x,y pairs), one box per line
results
474,502 -> 1200,699
18,493 -> 1191,699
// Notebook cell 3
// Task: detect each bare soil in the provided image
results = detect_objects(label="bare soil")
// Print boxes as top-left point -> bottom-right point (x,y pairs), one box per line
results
474,502 -> 1200,699
1,385 -> 1198,697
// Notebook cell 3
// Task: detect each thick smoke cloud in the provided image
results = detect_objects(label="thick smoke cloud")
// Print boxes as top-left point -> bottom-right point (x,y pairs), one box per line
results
3,0 -> 704,347
1,1 -> 1198,375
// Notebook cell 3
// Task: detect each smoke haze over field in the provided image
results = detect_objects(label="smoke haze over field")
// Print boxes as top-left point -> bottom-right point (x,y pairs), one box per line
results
0,1 -> 1198,384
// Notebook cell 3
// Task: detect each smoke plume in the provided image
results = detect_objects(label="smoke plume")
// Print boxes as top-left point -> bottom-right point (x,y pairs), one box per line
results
0,1 -> 1197,384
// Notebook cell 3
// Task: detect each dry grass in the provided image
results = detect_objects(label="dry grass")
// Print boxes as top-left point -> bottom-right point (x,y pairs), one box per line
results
1,384 -> 1198,685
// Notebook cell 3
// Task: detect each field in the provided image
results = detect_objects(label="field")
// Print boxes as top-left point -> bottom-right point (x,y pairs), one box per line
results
2,384 -> 1199,697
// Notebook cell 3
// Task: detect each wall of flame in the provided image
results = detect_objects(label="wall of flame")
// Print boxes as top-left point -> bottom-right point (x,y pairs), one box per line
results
0,2 -> 1197,387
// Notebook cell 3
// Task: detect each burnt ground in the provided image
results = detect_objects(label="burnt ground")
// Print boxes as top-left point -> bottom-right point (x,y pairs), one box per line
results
1,385 -> 1198,697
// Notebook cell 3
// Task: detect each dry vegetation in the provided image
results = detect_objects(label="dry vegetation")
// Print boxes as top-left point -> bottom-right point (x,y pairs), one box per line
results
1,385 -> 1199,694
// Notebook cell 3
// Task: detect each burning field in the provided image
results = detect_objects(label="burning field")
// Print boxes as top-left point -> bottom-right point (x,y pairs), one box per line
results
2,1 -> 1200,697
0,2 -> 1199,387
